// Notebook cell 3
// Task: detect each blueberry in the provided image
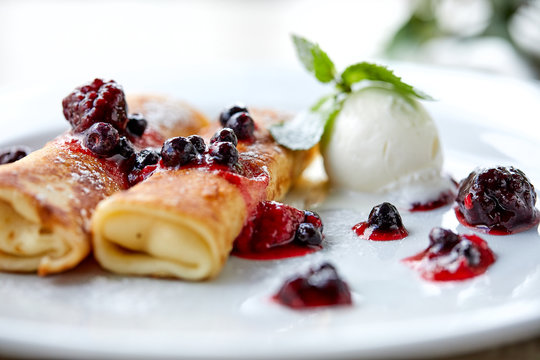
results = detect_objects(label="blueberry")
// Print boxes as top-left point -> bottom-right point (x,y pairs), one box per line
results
219,103 -> 248,126
304,210 -> 323,232
210,128 -> 238,146
84,122 -> 120,156
428,227 -> 460,254
133,149 -> 160,171
225,112 -> 255,141
187,135 -> 206,153
367,202 -> 404,231
116,136 -> 135,159
161,137 -> 197,167
209,141 -> 239,167
0,146 -> 30,164
295,223 -> 323,246
127,113 -> 147,137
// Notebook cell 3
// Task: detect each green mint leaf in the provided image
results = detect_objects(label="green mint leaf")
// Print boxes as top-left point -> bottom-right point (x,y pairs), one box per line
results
292,34 -> 336,83
270,95 -> 342,150
269,110 -> 327,150
340,62 -> 433,100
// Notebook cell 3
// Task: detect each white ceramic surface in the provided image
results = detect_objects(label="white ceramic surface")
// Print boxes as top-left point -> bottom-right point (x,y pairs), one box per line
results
0,64 -> 539,359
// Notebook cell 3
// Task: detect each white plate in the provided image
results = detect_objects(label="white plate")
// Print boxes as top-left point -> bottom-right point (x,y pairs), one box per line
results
0,64 -> 540,359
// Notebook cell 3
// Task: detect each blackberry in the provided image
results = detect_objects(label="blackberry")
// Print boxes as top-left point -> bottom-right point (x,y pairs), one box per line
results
62,79 -> 128,133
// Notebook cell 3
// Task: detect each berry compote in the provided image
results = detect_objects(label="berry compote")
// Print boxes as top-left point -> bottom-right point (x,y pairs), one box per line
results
403,227 -> 496,281
352,202 -> 408,241
273,262 -> 352,309
232,201 -> 324,260
455,166 -> 539,235
61,78 -> 166,188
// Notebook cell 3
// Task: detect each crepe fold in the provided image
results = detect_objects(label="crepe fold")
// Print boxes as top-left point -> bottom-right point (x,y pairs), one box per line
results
0,95 -> 208,275
92,109 -> 314,280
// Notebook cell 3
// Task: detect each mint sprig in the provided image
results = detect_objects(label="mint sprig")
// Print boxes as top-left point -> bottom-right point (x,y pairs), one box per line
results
270,35 -> 433,150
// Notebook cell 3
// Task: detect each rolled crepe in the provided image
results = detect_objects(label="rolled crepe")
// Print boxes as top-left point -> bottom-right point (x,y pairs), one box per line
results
92,109 -> 314,280
0,94 -> 208,275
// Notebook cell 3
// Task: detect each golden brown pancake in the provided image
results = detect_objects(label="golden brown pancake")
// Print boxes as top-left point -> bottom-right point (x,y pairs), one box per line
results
92,109 -> 314,280
0,94 -> 209,275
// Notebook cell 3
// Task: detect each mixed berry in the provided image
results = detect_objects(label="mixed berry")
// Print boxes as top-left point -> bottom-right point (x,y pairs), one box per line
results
403,227 -> 496,281
455,166 -> 539,234
62,79 -> 153,166
273,262 -> 352,309
0,146 -> 30,165
233,201 -> 324,259
353,202 -> 408,241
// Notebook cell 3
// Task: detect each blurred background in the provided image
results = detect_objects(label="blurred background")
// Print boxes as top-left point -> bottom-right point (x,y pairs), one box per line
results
1,0 -> 539,89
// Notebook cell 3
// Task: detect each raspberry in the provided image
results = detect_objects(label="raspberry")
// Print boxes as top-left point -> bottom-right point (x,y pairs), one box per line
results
62,79 -> 128,133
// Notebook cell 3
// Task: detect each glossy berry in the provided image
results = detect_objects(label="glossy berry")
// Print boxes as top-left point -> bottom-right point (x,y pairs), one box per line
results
219,103 -> 248,126
251,201 -> 305,252
456,166 -> 537,232
161,137 -> 197,167
84,122 -> 120,157
295,223 -> 323,246
62,79 -> 128,133
304,210 -> 323,232
209,141 -> 239,167
225,112 -> 255,141
367,202 -> 404,231
126,113 -> 147,136
132,149 -> 160,171
274,262 -> 352,309
210,128 -> 238,146
428,227 -> 460,254
187,135 -> 206,153
116,136 -> 135,159
0,146 -> 30,164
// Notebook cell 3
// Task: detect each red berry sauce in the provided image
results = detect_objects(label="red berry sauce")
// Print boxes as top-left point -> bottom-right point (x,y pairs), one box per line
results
352,202 -> 408,241
352,221 -> 408,241
403,228 -> 496,281
409,189 -> 456,212
273,263 -> 352,309
232,201 -> 322,260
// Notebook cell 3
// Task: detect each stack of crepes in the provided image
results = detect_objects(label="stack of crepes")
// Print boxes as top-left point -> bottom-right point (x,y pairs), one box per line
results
0,94 -> 209,275
92,109 -> 314,280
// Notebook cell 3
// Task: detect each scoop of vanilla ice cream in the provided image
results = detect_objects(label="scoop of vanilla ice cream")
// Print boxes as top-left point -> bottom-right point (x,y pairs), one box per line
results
321,86 -> 442,192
